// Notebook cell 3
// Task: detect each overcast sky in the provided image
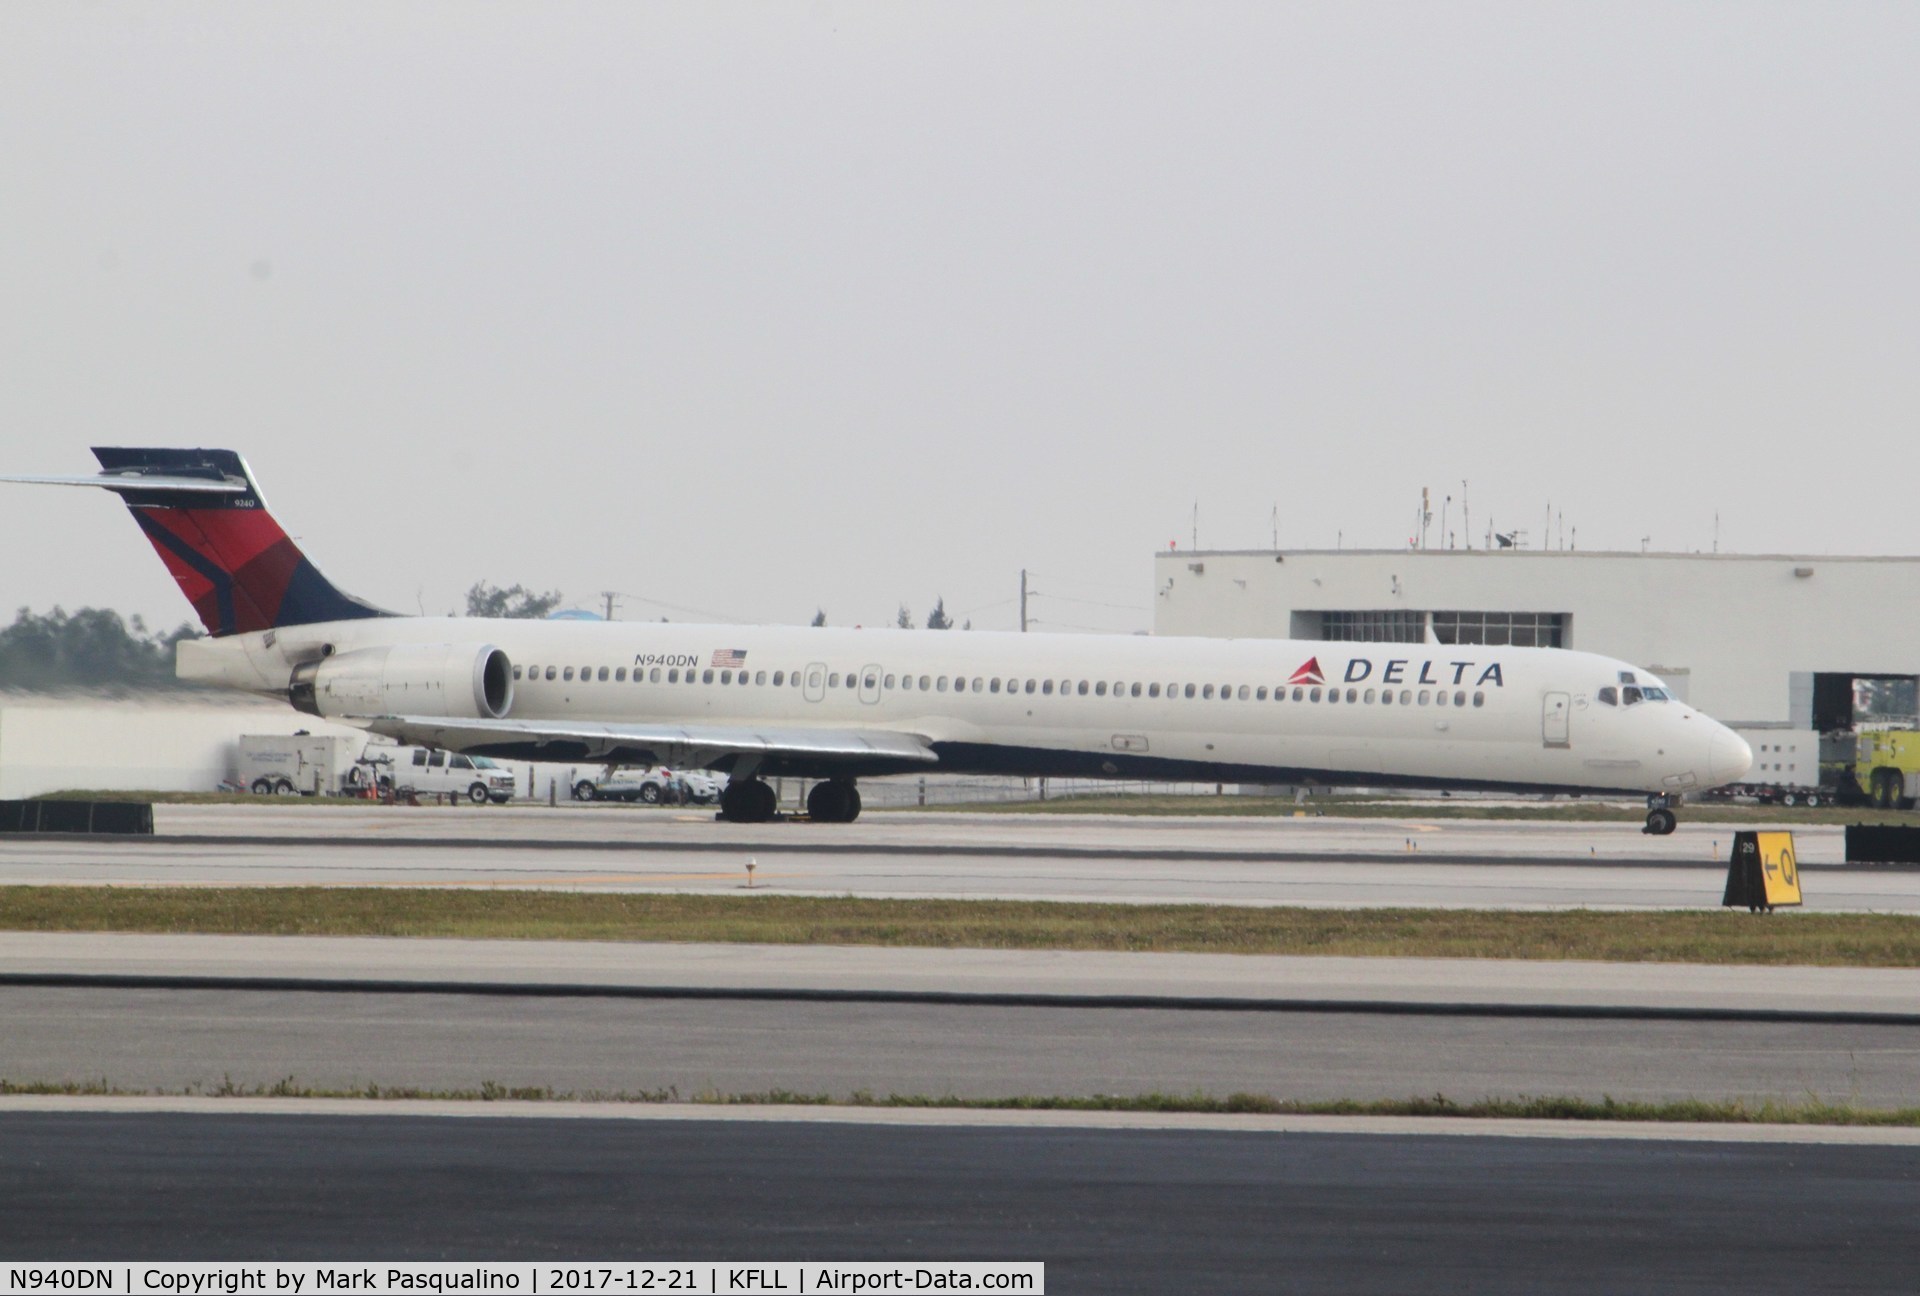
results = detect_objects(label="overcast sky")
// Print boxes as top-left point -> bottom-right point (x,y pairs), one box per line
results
3,3 -> 1916,636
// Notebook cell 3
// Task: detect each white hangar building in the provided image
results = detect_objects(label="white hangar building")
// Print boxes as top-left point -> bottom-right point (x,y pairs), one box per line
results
1152,548 -> 1920,731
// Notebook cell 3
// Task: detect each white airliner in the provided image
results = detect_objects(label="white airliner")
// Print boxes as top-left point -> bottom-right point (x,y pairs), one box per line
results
5,449 -> 1751,832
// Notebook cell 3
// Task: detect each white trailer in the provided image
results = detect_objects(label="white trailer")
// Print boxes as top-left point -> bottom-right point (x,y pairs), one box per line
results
1708,727 -> 1827,806
234,733 -> 365,796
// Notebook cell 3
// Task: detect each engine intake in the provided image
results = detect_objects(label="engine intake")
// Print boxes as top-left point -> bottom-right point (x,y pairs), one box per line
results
290,643 -> 513,720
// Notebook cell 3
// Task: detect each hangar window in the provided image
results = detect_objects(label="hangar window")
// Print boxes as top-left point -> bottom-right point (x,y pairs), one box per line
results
563,667 -> 575,681
1432,611 -> 1568,648
598,667 -> 610,682
1315,610 -> 1426,643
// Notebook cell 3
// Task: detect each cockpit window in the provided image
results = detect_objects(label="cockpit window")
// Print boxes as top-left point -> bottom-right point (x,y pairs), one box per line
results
1642,687 -> 1670,701
1597,687 -> 1617,706
1622,686 -> 1643,705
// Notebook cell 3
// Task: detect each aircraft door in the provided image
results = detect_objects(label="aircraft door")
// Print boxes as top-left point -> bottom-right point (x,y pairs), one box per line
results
803,662 -> 827,704
858,664 -> 882,705
1543,692 -> 1571,748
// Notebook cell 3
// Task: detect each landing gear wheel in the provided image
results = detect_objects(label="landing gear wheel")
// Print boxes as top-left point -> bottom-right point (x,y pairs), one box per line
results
468,783 -> 490,805
720,778 -> 779,823
573,780 -> 597,802
1644,808 -> 1677,836
806,780 -> 861,824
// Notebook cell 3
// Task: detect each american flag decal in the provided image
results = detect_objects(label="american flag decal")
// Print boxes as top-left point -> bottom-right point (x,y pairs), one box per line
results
711,648 -> 748,668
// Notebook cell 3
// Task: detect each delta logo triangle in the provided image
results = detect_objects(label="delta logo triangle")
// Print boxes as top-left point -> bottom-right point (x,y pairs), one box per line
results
1288,657 -> 1325,686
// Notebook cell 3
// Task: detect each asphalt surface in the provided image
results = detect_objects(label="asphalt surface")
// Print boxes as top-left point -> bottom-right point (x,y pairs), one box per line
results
6,985 -> 1920,1105
2,804 -> 1912,909
5,1110 -> 1918,1292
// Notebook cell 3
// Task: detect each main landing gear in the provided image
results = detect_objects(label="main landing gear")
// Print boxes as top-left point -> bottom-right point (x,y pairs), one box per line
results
806,779 -> 861,824
719,778 -> 779,823
1643,794 -> 1678,836
717,777 -> 863,824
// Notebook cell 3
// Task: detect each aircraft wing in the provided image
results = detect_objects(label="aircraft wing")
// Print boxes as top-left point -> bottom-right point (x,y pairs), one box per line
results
360,714 -> 940,770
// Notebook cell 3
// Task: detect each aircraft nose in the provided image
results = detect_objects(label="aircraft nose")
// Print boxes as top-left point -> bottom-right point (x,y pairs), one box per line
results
1707,727 -> 1752,786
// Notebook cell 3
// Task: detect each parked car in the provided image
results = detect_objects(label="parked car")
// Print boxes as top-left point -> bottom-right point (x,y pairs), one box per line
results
573,767 -> 726,806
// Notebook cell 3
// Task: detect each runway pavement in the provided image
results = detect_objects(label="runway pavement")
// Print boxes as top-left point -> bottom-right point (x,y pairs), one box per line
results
3,804 -> 1914,909
6,1108 -> 1919,1292
4,935 -> 1919,1104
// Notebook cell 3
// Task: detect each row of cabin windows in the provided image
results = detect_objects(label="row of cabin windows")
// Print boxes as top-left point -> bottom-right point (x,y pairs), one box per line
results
508,663 -> 1486,709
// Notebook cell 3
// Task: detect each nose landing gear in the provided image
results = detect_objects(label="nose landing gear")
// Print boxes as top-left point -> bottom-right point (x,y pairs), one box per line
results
1643,794 -> 1679,835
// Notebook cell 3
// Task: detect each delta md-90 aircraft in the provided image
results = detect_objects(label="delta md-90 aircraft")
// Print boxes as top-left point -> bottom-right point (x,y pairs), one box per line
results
6,449 -> 1752,833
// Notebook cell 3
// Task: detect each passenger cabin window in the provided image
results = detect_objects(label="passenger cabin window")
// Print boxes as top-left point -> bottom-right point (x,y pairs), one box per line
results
772,671 -> 784,686
919,676 -> 931,690
615,668 -> 627,682
1149,684 -> 1161,698
1076,681 -> 1089,696
563,667 -> 574,681
1042,680 -> 1054,695
1095,682 -> 1107,697
828,673 -> 840,688
597,667 -> 609,682
720,670 -> 732,684
885,674 -> 895,689
1184,684 -> 1197,699
1025,680 -> 1037,694
512,666 -> 522,680
650,668 -> 662,682
756,671 -> 767,685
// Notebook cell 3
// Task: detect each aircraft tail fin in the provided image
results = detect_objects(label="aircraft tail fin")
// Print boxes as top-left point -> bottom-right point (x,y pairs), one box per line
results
3,448 -> 390,637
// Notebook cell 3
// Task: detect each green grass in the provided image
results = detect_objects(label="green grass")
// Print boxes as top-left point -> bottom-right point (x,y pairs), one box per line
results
3,1076 -> 1916,1125
958,793 -> 1916,825
30,789 -> 378,806
2,887 -> 1917,966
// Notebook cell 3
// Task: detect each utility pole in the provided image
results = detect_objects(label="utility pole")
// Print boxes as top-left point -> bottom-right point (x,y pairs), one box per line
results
1020,569 -> 1029,633
600,591 -> 618,621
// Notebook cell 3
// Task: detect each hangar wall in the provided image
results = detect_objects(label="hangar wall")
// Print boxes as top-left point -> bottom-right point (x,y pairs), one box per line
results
1152,549 -> 1920,726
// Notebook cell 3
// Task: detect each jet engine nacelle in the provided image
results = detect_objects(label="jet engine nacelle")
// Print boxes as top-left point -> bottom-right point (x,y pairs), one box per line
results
289,643 -> 514,720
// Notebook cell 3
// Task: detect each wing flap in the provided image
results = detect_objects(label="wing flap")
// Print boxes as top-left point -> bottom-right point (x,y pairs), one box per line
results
361,715 -> 939,768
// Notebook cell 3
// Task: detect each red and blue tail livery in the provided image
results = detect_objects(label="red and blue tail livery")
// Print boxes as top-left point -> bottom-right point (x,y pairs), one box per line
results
82,448 -> 388,637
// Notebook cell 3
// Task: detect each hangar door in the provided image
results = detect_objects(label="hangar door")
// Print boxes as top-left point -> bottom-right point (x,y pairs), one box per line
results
1542,693 -> 1570,748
